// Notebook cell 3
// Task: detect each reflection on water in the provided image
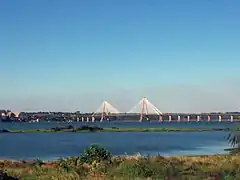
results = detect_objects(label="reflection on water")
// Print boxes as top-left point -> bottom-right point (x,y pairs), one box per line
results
0,131 -> 231,161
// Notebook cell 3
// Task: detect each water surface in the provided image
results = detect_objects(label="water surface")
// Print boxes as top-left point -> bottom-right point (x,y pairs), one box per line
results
0,121 -> 237,130
0,131 -> 230,161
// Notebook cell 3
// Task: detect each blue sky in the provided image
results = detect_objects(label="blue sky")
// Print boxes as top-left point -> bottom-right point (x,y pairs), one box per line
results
0,0 -> 240,112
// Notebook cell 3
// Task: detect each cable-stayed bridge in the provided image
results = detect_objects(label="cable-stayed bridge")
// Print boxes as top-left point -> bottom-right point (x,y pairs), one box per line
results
1,97 -> 239,122
78,97 -> 237,122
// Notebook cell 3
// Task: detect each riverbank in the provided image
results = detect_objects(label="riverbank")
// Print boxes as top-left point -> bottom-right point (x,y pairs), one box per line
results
0,125 -> 239,133
1,153 -> 240,179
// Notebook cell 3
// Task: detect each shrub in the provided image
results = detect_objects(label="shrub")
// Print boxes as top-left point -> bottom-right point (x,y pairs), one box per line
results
51,127 -> 61,132
79,144 -> 112,164
66,125 -> 74,129
31,158 -> 44,166
59,157 -> 80,172
108,157 -> 167,179
0,129 -> 9,133
76,126 -> 103,132
0,170 -> 18,180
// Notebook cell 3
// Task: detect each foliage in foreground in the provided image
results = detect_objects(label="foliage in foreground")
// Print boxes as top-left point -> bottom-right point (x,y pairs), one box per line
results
0,169 -> 18,180
227,123 -> 240,154
1,145 -> 240,180
228,131 -> 240,146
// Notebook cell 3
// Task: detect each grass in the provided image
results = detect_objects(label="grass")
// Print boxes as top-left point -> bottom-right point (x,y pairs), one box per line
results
1,125 -> 238,133
1,154 -> 240,180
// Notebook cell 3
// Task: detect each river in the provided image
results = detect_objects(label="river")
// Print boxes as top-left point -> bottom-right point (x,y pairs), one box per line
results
0,121 -> 236,161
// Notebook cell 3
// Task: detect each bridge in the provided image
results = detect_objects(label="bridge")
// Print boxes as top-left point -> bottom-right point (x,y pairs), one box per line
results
1,97 -> 239,122
0,111 -> 20,118
79,97 -> 239,122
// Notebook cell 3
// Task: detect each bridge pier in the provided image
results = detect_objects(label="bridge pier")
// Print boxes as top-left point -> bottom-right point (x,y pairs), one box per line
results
139,114 -> 143,122
177,115 -> 180,122
207,115 -> 211,122
159,115 -> 163,122
218,115 -> 222,122
197,115 -> 200,122
83,113 -> 236,123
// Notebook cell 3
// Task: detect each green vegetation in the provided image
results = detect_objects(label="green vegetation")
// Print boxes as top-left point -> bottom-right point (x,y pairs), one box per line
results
225,123 -> 240,155
1,125 -> 239,133
0,144 -> 240,180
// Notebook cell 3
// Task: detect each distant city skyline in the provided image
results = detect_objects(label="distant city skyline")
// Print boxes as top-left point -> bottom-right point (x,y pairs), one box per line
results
1,0 -> 240,112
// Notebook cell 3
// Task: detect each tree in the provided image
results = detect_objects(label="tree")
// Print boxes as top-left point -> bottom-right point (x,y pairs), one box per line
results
227,131 -> 240,149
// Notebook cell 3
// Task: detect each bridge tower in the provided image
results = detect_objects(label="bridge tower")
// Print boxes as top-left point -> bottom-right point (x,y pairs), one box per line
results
127,97 -> 162,122
92,100 -> 120,122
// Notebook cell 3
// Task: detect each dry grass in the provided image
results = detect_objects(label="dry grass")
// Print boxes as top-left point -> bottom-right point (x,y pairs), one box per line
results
1,154 -> 240,180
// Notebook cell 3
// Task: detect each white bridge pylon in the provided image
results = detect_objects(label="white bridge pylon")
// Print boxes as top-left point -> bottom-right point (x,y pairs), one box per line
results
92,100 -> 120,122
127,97 -> 163,121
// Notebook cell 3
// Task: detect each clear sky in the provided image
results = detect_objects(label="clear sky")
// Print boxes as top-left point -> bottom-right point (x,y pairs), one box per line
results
0,0 -> 240,113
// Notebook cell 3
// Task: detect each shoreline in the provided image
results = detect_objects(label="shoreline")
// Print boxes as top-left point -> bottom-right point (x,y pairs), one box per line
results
0,145 -> 234,162
0,152 -> 231,162
1,120 -> 240,124
0,125 -> 238,133
0,153 -> 230,162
